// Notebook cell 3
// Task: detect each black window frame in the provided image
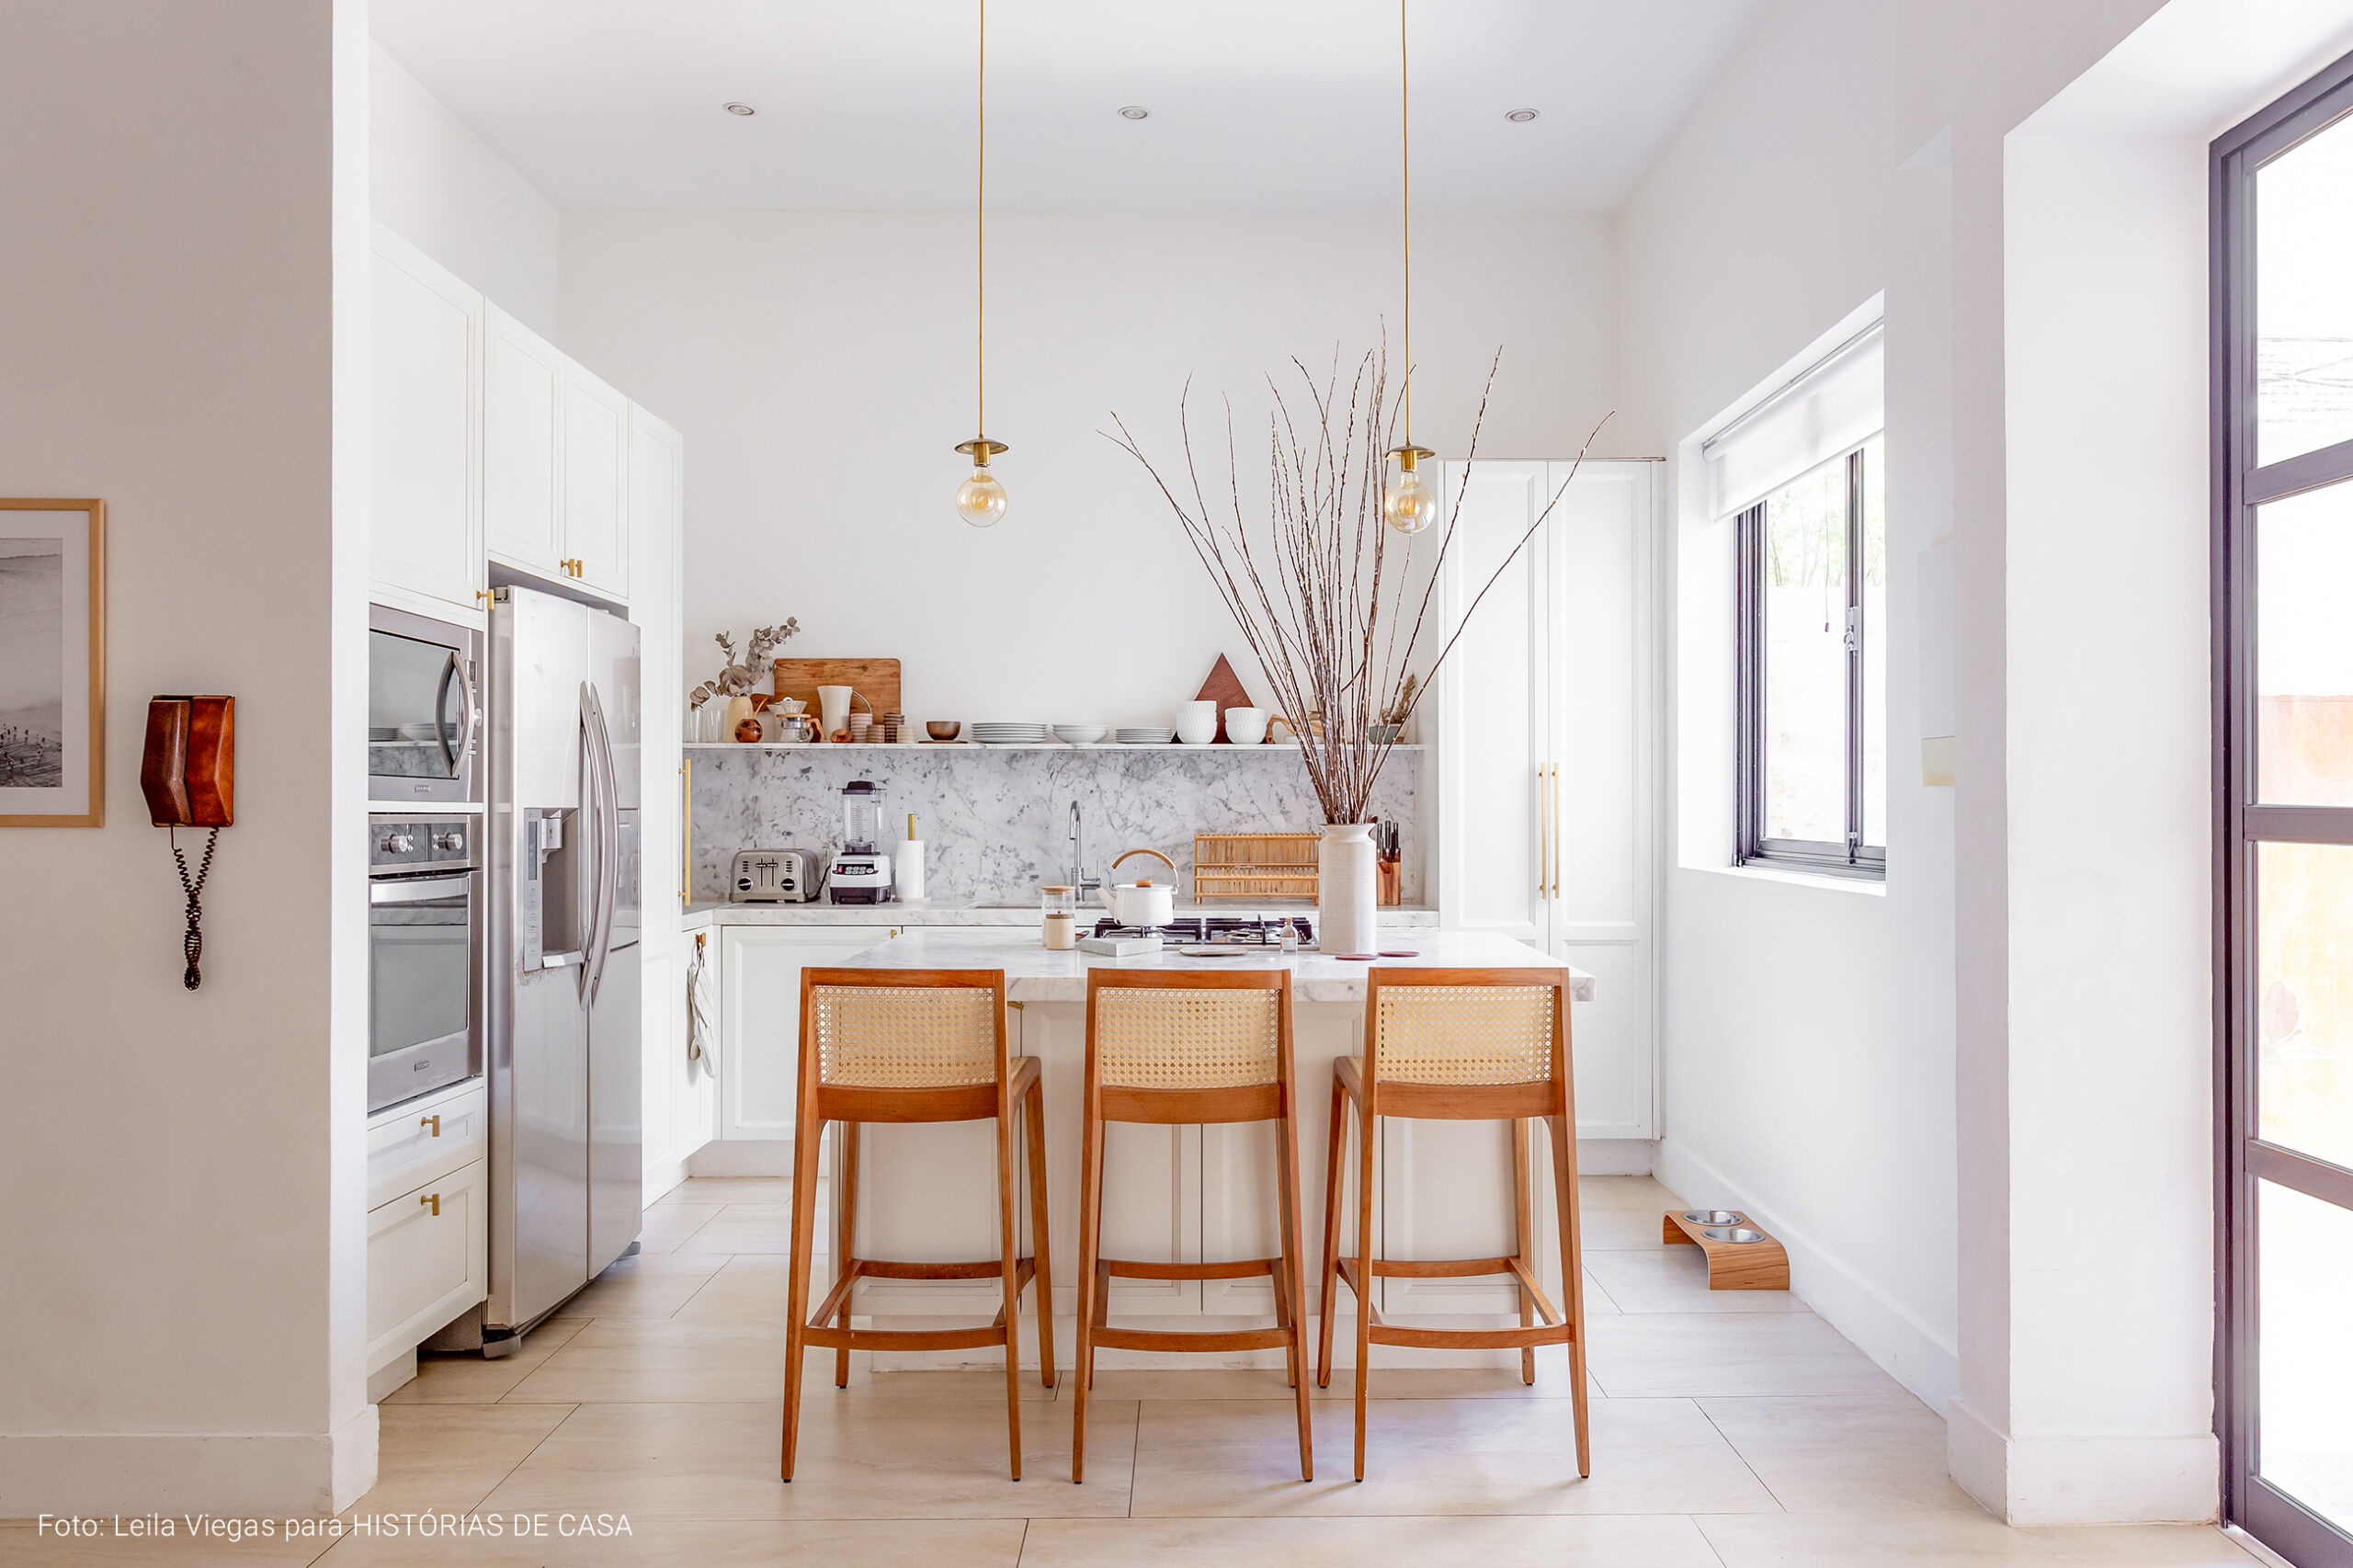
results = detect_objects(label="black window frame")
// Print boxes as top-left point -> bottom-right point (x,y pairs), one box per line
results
1734,440 -> 1887,879
2213,42 -> 2353,1568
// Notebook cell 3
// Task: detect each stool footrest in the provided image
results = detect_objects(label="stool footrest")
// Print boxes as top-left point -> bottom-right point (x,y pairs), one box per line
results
1370,1323 -> 1575,1352
801,1324 -> 1009,1353
1092,1324 -> 1294,1355
1102,1256 -> 1279,1282
807,1256 -> 1035,1333
1368,1254 -> 1519,1279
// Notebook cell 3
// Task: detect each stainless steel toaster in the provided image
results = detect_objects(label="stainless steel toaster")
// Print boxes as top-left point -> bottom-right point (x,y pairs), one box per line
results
729,847 -> 821,903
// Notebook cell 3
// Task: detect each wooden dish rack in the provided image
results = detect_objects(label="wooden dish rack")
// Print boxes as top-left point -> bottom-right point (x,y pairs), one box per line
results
1193,832 -> 1321,901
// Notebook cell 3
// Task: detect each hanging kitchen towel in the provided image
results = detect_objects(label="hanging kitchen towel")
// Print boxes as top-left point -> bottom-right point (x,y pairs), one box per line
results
686,933 -> 718,1076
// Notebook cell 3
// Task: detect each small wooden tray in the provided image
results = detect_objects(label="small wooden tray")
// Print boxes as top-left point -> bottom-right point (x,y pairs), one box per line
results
1662,1209 -> 1790,1291
1194,831 -> 1320,901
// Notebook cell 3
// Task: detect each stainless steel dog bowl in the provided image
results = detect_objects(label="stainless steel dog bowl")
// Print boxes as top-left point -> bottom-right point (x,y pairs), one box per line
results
1682,1210 -> 1743,1226
1700,1226 -> 1768,1244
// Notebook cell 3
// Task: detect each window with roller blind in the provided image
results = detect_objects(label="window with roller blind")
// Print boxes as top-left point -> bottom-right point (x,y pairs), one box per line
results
1712,321 -> 1887,877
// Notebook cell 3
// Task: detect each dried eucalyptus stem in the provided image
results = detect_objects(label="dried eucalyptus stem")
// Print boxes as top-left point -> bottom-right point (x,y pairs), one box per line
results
1106,344 -> 1609,824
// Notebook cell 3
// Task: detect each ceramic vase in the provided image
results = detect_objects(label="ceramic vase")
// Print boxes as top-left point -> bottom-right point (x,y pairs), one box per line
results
723,694 -> 756,743
1318,822 -> 1380,956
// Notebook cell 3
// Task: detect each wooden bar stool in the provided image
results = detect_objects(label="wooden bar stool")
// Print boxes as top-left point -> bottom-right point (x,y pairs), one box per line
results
1072,968 -> 1313,1483
1316,966 -> 1588,1481
781,968 -> 1054,1482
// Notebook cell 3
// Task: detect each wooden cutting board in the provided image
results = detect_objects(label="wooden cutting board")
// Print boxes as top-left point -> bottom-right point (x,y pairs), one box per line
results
1193,654 -> 1255,743
771,658 -> 902,732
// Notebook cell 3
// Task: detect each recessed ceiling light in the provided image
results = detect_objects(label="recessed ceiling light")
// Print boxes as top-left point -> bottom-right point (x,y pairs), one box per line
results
722,101 -> 756,117
1505,108 -> 1540,123
1118,105 -> 1150,120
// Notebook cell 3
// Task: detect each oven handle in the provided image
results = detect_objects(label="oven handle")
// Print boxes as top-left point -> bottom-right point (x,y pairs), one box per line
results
369,872 -> 474,906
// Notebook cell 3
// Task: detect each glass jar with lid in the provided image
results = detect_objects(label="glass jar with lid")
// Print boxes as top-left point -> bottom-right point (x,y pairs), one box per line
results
1040,885 -> 1078,950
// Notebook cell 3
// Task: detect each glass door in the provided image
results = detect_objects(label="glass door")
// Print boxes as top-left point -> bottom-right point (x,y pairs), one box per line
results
2218,54 -> 2353,1567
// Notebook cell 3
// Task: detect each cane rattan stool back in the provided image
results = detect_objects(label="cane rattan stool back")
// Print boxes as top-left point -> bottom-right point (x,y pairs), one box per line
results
1094,983 -> 1281,1091
808,980 -> 1001,1088
1369,981 -> 1558,1087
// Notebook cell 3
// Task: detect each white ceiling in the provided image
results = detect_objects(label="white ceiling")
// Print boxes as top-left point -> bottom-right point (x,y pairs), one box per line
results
370,0 -> 1761,212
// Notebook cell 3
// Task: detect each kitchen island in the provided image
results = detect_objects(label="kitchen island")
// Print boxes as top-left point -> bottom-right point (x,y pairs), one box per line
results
816,928 -> 1593,1368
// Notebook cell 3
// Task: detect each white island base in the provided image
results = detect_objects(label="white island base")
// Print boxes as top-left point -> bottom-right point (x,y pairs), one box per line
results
810,929 -> 1595,1371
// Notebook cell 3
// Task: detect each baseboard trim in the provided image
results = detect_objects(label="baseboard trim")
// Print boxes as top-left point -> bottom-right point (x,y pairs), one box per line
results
1576,1138 -> 1654,1176
0,1411 -> 380,1517
686,1138 -> 792,1176
1654,1136 -> 1959,1413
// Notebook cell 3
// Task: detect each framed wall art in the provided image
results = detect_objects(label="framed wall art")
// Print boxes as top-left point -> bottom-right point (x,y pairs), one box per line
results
0,499 -> 105,826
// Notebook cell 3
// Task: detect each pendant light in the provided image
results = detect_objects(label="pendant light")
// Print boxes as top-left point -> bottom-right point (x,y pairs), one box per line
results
1382,0 -> 1438,535
953,0 -> 1008,526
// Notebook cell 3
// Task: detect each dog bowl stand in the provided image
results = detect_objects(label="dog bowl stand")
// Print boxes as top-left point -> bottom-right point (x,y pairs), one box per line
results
1662,1210 -> 1790,1290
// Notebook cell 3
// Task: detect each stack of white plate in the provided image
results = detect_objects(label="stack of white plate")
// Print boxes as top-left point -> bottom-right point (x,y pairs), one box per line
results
972,722 -> 1050,745
1115,726 -> 1176,744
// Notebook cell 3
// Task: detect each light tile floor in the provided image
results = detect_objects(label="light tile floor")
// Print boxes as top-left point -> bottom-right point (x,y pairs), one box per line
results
3,1176 -> 2256,1567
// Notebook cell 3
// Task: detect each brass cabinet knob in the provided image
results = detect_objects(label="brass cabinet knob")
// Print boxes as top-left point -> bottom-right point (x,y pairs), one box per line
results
421,1114 -> 440,1136
420,1193 -> 441,1217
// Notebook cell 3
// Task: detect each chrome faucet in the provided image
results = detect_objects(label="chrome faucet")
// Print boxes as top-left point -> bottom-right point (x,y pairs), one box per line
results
1068,801 -> 1100,898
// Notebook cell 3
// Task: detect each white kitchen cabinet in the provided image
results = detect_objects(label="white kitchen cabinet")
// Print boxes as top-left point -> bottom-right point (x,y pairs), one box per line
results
367,1077 -> 488,1210
717,926 -> 901,1142
563,365 -> 630,597
1438,460 -> 1658,1142
369,226 -> 483,619
483,303 -> 564,578
366,1156 -> 487,1374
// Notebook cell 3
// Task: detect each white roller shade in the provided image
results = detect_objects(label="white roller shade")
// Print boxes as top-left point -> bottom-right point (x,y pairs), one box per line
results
1704,322 -> 1884,517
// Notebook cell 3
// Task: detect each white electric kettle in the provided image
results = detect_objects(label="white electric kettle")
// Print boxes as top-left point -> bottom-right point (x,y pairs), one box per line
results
1099,846 -> 1178,926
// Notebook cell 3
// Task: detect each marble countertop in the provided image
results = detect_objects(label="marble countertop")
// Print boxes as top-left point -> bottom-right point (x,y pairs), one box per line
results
681,900 -> 1439,931
829,927 -> 1594,1005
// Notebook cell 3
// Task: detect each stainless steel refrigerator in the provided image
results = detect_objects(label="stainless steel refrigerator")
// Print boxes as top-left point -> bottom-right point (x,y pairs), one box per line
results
478,585 -> 642,1348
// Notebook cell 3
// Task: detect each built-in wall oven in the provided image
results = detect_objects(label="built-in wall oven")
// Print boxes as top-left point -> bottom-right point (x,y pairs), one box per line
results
369,813 -> 482,1112
370,603 -> 481,808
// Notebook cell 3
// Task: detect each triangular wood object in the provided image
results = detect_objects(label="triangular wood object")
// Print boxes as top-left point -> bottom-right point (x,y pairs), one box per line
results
1193,655 -> 1254,744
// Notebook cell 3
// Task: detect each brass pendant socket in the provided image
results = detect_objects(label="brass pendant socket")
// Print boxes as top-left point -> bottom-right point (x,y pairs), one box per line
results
1386,444 -> 1436,472
955,437 -> 1009,465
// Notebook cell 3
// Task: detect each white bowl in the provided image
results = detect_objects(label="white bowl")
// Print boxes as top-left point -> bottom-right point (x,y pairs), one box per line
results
1175,718 -> 1219,746
1223,707 -> 1268,745
1053,724 -> 1108,745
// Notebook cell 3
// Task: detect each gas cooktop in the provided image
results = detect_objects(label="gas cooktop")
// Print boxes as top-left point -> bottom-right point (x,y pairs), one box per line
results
1091,914 -> 1312,948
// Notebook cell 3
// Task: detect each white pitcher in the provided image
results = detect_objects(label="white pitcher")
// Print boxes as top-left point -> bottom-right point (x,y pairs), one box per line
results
816,685 -> 853,741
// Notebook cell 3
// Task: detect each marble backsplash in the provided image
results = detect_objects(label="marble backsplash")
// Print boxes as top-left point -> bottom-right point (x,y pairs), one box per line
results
688,745 -> 1419,906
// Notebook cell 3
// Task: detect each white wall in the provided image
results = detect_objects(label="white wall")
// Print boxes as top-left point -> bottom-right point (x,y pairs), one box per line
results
559,209 -> 1619,725
371,40 -> 561,341
0,0 -> 374,1515
1622,0 -> 2353,1526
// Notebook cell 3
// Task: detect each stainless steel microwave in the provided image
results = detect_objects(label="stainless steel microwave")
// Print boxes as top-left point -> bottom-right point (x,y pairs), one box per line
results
369,603 -> 481,807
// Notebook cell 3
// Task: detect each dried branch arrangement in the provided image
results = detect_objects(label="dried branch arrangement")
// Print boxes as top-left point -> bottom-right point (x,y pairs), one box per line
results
1107,344 -> 1608,824
688,620 -> 799,710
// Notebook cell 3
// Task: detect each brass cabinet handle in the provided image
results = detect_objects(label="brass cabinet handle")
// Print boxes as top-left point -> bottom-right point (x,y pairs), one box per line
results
420,1193 -> 441,1217
680,759 -> 692,903
1537,766 -> 1549,897
1547,767 -> 1558,897
421,1114 -> 440,1137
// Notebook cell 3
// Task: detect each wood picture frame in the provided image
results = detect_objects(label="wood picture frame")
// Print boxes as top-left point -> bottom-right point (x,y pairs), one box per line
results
0,499 -> 105,826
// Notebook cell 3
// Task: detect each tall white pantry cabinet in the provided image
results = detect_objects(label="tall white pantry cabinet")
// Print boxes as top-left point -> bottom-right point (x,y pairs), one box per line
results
365,222 -> 699,1376
1436,459 -> 1658,1144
